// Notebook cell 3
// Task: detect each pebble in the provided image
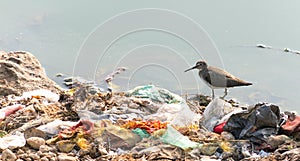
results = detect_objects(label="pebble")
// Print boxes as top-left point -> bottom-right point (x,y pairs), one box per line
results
28,153 -> 40,160
49,157 -> 57,161
56,140 -> 76,153
2,149 -> 17,161
268,135 -> 291,148
24,158 -> 32,161
47,151 -> 57,158
57,154 -> 78,161
16,149 -> 25,155
40,157 -> 49,161
221,131 -> 235,140
17,154 -> 27,159
78,149 -> 89,157
27,137 -> 45,150
39,145 -> 55,153
55,73 -> 64,77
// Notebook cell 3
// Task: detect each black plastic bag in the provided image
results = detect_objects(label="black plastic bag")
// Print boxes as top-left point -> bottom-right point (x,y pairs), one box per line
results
223,103 -> 280,145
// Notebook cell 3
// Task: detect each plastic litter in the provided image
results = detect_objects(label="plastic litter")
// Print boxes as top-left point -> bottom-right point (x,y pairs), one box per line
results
93,121 -> 141,150
160,125 -> 201,150
128,85 -> 183,104
0,131 -> 26,149
200,98 -> 236,131
132,128 -> 150,138
223,103 -> 280,145
122,120 -> 168,134
46,120 -> 94,152
77,110 -> 142,123
280,112 -> 300,137
13,89 -> 59,103
129,85 -> 199,126
0,104 -> 24,121
170,102 -> 200,126
37,119 -> 78,136
213,121 -> 226,134
258,150 -> 269,157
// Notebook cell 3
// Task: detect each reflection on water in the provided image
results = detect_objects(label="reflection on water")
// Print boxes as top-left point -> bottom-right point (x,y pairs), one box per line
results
1,1 -> 300,113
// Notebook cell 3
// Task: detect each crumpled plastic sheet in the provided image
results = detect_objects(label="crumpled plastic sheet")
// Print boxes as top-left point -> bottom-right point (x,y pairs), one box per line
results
223,103 -> 280,145
77,110 -> 143,123
13,89 -> 59,103
37,119 -> 78,135
200,98 -> 239,131
160,125 -> 201,150
145,102 -> 200,126
127,85 -> 183,104
0,131 -> 26,149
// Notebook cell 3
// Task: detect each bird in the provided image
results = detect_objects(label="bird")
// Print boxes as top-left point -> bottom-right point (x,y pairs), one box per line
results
184,60 -> 252,99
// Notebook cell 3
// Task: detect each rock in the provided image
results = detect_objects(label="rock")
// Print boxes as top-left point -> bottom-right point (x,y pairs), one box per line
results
16,149 -> 25,155
199,143 -> 219,156
27,137 -> 45,150
47,151 -> 57,158
78,149 -> 90,157
39,145 -> 55,153
40,157 -> 49,161
97,124 -> 142,150
56,140 -> 76,153
57,154 -> 78,161
24,128 -> 46,139
267,135 -> 291,149
28,153 -> 40,160
0,51 -> 61,96
221,131 -> 235,140
2,149 -> 17,161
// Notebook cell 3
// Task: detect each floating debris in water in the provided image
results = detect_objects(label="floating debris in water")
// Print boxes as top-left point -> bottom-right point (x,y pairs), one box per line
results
237,44 -> 300,56
256,44 -> 272,49
283,48 -> 291,52
55,73 -> 64,77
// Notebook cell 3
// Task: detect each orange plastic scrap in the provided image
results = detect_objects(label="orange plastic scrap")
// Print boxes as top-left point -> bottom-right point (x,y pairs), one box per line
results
31,95 -> 42,99
122,120 -> 169,133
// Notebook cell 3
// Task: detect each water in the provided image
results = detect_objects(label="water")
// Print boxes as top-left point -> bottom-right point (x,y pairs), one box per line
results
1,1 -> 300,113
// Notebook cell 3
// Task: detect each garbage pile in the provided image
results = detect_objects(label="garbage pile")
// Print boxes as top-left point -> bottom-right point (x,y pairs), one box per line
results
0,51 -> 299,161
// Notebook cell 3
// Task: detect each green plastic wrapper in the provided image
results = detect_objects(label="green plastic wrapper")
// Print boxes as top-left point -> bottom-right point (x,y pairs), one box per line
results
160,125 -> 202,150
132,128 -> 150,138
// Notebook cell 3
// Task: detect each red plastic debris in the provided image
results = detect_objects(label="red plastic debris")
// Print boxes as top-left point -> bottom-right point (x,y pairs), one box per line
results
281,115 -> 300,135
213,121 -> 226,134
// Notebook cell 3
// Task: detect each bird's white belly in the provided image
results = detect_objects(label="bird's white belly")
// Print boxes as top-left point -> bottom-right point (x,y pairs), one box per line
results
199,75 -> 226,89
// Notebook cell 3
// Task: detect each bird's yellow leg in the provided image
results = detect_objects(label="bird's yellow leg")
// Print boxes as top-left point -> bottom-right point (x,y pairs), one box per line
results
220,88 -> 228,99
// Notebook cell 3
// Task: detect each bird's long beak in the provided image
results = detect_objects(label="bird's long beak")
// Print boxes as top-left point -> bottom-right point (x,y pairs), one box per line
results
184,66 -> 197,72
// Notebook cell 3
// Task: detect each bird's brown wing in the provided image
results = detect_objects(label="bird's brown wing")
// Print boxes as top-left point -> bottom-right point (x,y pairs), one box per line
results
207,66 -> 251,87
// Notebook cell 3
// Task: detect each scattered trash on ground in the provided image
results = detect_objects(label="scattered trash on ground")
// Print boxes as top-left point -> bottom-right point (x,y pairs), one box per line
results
0,51 -> 299,161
